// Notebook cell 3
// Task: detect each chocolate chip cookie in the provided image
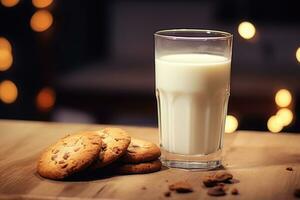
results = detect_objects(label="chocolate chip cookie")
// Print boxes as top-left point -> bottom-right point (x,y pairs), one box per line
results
37,131 -> 102,180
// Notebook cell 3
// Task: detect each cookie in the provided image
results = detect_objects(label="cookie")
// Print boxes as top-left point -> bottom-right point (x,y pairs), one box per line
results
115,159 -> 162,174
37,131 -> 102,180
91,128 -> 131,169
120,138 -> 161,163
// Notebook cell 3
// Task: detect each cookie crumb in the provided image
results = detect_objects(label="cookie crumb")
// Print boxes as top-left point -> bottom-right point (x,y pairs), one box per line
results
286,167 -> 293,171
203,172 -> 233,187
165,179 -> 169,182
207,185 -> 226,196
141,186 -> 147,190
231,188 -> 239,195
169,181 -> 193,193
164,191 -> 171,197
294,188 -> 300,198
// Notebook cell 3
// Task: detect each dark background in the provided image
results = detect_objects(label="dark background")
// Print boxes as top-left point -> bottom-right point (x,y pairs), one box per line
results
0,0 -> 299,133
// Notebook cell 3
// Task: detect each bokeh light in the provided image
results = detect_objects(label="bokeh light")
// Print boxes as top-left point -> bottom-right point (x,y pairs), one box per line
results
276,108 -> 293,126
275,89 -> 292,107
225,115 -> 238,133
0,80 -> 18,104
238,21 -> 256,40
36,87 -> 56,111
296,47 -> 300,63
30,10 -> 53,32
32,0 -> 53,8
0,49 -> 13,71
267,115 -> 283,133
0,37 -> 12,52
0,0 -> 19,7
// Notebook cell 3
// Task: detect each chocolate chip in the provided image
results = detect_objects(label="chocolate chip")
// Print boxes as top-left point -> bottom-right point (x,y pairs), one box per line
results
231,188 -> 239,195
112,147 -> 122,154
294,188 -> 300,198
169,181 -> 193,193
63,153 -> 70,160
164,191 -> 171,197
207,186 -> 226,196
51,155 -> 57,161
286,167 -> 293,171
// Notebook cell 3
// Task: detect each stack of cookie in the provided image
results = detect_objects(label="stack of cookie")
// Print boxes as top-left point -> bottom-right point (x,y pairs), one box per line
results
37,128 -> 162,180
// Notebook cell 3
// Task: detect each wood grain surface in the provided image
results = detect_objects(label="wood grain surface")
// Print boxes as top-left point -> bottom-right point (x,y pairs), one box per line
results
0,120 -> 299,200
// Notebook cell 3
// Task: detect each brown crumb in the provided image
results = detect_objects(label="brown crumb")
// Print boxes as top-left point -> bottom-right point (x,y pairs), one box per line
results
207,185 -> 226,196
286,167 -> 293,171
203,171 -> 233,187
164,191 -> 171,197
141,186 -> 147,190
294,188 -> 300,198
169,181 -> 193,193
231,188 -> 239,195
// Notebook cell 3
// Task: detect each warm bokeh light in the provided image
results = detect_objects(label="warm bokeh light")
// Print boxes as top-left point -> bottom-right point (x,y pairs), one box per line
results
36,87 -> 56,111
0,37 -> 12,52
30,10 -> 53,32
275,89 -> 292,107
0,80 -> 18,104
32,0 -> 53,8
0,0 -> 19,7
225,115 -> 238,133
238,21 -> 256,40
276,108 -> 293,126
296,47 -> 300,63
0,49 -> 13,71
267,115 -> 283,133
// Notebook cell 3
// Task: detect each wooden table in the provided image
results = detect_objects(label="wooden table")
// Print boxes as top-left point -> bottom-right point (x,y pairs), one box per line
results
0,120 -> 299,200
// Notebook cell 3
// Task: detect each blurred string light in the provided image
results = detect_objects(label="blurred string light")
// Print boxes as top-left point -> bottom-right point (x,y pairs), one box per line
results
0,0 -> 19,7
267,115 -> 283,133
0,37 -> 12,52
30,10 -> 53,32
32,0 -> 53,8
238,21 -> 256,40
296,47 -> 300,63
0,48 -> 13,71
275,89 -> 292,107
276,108 -> 293,126
225,115 -> 238,133
36,87 -> 56,111
0,80 -> 18,104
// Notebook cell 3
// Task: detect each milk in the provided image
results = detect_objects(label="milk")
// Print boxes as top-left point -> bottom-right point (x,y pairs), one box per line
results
155,54 -> 231,155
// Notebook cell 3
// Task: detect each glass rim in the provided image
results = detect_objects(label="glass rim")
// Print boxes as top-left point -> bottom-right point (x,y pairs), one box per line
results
154,29 -> 233,40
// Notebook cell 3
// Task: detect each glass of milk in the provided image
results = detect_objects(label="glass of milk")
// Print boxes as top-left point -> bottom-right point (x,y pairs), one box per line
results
155,29 -> 233,169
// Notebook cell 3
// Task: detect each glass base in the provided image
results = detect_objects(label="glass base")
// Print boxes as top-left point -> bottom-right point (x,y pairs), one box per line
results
160,148 -> 222,170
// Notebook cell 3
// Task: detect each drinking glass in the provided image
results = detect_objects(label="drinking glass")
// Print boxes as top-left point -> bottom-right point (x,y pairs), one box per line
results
155,29 -> 233,169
